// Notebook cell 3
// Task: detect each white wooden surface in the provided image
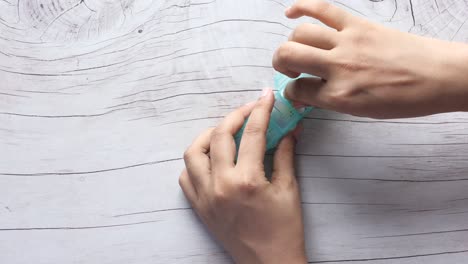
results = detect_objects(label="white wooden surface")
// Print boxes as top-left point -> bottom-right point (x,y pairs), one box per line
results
1,0 -> 468,263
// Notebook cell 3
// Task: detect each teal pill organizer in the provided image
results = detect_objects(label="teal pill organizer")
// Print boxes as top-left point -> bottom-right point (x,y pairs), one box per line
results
235,73 -> 313,152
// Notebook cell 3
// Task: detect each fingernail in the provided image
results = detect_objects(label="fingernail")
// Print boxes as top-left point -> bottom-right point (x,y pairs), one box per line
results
261,87 -> 272,98
285,6 -> 291,15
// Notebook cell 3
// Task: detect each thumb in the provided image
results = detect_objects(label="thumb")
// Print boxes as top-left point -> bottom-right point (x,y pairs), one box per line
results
284,77 -> 327,108
271,134 -> 297,187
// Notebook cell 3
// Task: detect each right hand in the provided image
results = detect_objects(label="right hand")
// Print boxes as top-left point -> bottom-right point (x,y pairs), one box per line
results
179,89 -> 307,264
273,0 -> 468,119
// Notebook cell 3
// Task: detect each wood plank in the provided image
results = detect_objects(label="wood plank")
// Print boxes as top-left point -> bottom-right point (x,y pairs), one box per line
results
1,0 -> 468,263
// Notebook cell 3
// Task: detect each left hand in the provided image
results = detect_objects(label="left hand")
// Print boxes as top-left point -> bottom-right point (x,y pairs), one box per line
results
179,88 -> 307,264
273,0 -> 468,119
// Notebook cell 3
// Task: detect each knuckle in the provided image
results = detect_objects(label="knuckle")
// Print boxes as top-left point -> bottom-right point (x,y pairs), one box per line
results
275,41 -> 295,64
213,186 -> 229,204
291,23 -> 309,41
282,177 -> 297,191
238,178 -> 260,195
210,128 -> 226,143
243,122 -> 264,137
309,0 -> 331,15
235,169 -> 264,195
178,173 -> 185,187
183,148 -> 194,162
205,127 -> 216,137
253,97 -> 269,109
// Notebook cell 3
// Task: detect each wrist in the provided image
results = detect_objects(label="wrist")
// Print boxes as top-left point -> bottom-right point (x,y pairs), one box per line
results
232,244 -> 307,264
256,250 -> 307,264
234,253 -> 307,264
433,41 -> 468,112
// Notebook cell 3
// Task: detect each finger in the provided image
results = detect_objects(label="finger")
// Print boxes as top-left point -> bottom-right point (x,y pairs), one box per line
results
273,41 -> 331,79
183,128 -> 214,187
292,122 -> 304,140
289,23 -> 338,50
271,134 -> 297,187
286,0 -> 352,31
284,77 -> 330,109
210,102 -> 255,172
237,88 -> 275,168
179,169 -> 198,205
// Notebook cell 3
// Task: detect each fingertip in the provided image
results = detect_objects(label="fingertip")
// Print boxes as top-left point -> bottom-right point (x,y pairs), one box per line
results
285,5 -> 301,19
257,87 -> 275,108
285,6 -> 292,17
266,87 -> 275,101
260,87 -> 273,99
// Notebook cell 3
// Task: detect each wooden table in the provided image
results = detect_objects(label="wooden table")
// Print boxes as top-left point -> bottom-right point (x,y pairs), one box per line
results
1,0 -> 468,263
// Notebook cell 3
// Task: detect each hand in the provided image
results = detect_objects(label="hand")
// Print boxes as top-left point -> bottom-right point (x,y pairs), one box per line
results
273,0 -> 468,119
179,88 -> 307,264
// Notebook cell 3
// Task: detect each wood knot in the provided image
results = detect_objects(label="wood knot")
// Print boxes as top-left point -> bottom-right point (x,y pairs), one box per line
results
20,0 -> 140,42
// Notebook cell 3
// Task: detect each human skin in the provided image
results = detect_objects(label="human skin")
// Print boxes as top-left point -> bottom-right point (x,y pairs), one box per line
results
179,88 -> 307,264
179,0 -> 468,263
273,0 -> 468,119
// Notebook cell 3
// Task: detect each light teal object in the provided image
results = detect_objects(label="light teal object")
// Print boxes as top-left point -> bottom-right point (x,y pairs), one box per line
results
235,72 -> 313,153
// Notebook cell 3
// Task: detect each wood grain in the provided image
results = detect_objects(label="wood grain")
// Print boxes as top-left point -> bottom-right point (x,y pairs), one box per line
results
1,0 -> 468,263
